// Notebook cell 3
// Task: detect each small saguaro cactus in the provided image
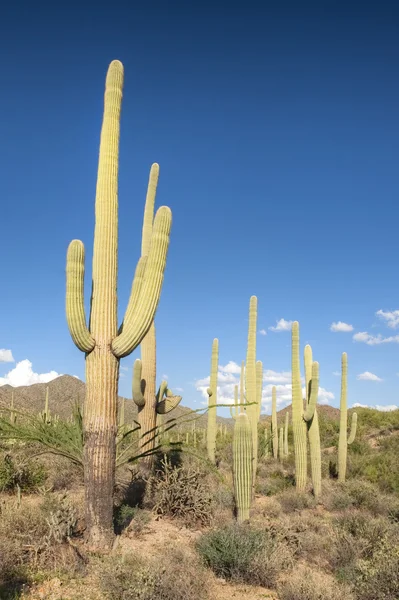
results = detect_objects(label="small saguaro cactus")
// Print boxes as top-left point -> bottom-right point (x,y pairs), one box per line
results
291,321 -> 308,491
245,296 -> 258,488
134,164 -> 182,461
207,338 -> 219,463
279,427 -> 284,460
338,352 -> 357,482
271,386 -> 278,459
284,411 -> 289,456
65,60 -> 172,547
233,412 -> 253,522
39,387 -> 51,424
303,345 -> 321,499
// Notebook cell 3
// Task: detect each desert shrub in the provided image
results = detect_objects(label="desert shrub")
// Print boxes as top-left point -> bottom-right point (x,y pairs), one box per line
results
196,522 -> 294,587
256,464 -> 295,496
0,454 -> 46,493
350,536 -> 399,600
277,565 -> 354,600
277,489 -> 315,512
99,547 -> 209,600
145,456 -> 214,527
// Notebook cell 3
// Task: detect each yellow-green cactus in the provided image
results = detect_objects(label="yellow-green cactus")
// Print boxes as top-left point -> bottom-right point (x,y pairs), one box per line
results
65,61 -> 172,547
303,347 -> 321,499
256,360 -> 263,421
207,338 -> 219,463
230,384 -> 240,419
338,352 -> 357,482
233,412 -> 253,522
134,164 -> 181,460
291,321 -> 307,491
284,411 -> 289,456
245,296 -> 258,488
279,427 -> 284,460
271,386 -> 278,459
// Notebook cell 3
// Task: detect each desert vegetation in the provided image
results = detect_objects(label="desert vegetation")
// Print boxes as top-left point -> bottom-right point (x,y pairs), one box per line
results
1,59 -> 398,600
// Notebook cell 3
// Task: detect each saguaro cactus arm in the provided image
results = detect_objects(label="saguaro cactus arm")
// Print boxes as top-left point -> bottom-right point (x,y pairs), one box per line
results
348,412 -> 358,444
303,361 -> 319,422
112,206 -> 172,358
156,388 -> 182,414
66,240 -> 96,353
132,359 -> 145,408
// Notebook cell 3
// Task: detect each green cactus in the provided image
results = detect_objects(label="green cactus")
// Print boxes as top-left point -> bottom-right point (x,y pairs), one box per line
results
291,321 -> 308,491
245,296 -> 258,488
233,412 -> 253,522
39,387 -> 51,424
207,338 -> 219,463
133,164 -> 181,461
65,60 -> 172,547
256,360 -> 263,420
271,386 -> 278,459
230,385 -> 240,419
284,411 -> 289,456
303,346 -> 321,499
279,427 -> 284,460
264,426 -> 270,458
338,352 -> 357,482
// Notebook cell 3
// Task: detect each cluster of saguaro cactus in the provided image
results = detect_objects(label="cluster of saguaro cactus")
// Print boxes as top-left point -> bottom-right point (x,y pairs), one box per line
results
133,164 -> 182,462
207,338 -> 219,463
65,60 -> 172,547
338,352 -> 357,482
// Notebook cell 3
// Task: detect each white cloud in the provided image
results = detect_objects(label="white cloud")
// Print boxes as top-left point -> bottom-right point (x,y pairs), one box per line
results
353,332 -> 399,345
357,371 -> 383,382
162,374 -> 168,380
120,365 -> 129,372
269,319 -> 293,332
259,329 -> 267,336
174,387 -> 184,392
330,321 -> 353,332
376,309 -> 399,329
0,349 -> 14,363
353,402 -> 398,412
263,370 -> 292,384
333,371 -> 340,377
219,361 -> 241,375
0,359 -> 61,387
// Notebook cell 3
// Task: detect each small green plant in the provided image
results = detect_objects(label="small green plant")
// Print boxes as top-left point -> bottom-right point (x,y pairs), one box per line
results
0,454 -> 46,493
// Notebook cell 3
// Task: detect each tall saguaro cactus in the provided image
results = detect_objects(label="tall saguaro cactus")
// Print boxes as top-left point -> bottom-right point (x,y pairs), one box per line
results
291,321 -> 308,491
271,386 -> 278,459
233,412 -> 253,522
303,346 -> 321,499
338,352 -> 357,482
245,296 -> 258,487
284,411 -> 289,456
207,338 -> 219,463
133,164 -> 181,461
65,61 -> 172,547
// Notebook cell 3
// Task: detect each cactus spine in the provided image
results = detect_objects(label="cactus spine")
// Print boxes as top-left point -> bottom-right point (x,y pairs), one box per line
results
303,346 -> 321,499
338,352 -> 357,482
291,321 -> 308,491
233,412 -> 253,522
133,164 -> 181,462
245,296 -> 258,488
207,338 -> 219,463
271,386 -> 278,459
284,411 -> 289,456
65,61 -> 172,547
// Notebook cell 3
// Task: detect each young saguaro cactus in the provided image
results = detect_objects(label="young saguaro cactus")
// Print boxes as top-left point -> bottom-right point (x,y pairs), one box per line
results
279,427 -> 284,460
233,412 -> 253,522
65,61 -> 172,548
303,346 -> 321,499
207,338 -> 219,463
291,321 -> 308,491
271,386 -> 278,459
338,352 -> 357,482
134,164 -> 182,461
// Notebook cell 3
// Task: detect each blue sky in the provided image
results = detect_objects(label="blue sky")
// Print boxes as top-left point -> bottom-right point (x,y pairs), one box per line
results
1,1 -> 399,414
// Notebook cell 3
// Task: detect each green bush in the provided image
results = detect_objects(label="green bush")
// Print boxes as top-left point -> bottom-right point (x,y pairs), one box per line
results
196,522 -> 294,587
0,454 -> 46,493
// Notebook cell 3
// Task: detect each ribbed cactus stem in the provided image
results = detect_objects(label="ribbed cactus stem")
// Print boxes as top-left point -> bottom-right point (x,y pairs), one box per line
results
305,359 -> 322,499
44,386 -> 50,423
291,321 -> 307,491
272,386 -> 278,459
230,385 -> 239,419
264,427 -> 269,458
240,360 -> 245,414
279,427 -> 284,460
65,61 -> 172,548
338,353 -> 357,481
284,411 -> 289,456
207,338 -> 219,463
245,296 -> 258,488
256,360 -> 263,420
233,412 -> 253,522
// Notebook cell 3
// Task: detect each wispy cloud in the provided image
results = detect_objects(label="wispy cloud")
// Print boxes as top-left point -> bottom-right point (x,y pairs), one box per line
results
219,361 -> 241,375
353,402 -> 398,412
259,329 -> 267,336
0,359 -> 61,387
356,371 -> 383,382
333,371 -> 340,377
174,387 -> 184,392
0,349 -> 14,363
353,332 -> 399,345
330,321 -> 353,332
269,319 -> 293,332
376,309 -> 399,329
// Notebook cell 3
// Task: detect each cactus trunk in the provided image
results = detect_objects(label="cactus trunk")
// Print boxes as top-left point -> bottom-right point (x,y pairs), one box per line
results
303,349 -> 321,499
245,296 -> 258,490
279,427 -> 284,460
284,412 -> 289,456
233,412 -> 253,522
337,353 -> 357,482
271,386 -> 278,459
291,321 -> 307,491
207,338 -> 219,463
